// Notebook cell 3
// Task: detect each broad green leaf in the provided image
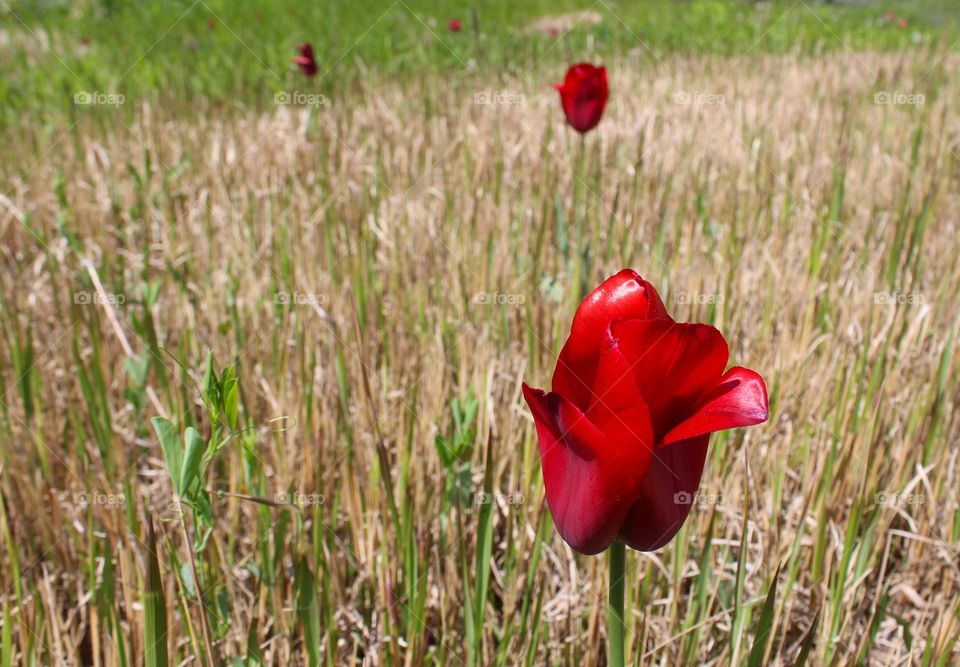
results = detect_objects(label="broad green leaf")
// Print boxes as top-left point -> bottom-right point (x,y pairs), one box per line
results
151,417 -> 182,492
178,562 -> 197,598
224,378 -> 239,431
179,427 -> 205,497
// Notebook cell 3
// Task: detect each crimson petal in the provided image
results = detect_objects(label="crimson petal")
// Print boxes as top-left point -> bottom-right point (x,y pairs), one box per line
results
662,367 -> 769,445
522,380 -> 654,555
553,270 -> 669,411
619,435 -> 710,551
610,319 -> 728,440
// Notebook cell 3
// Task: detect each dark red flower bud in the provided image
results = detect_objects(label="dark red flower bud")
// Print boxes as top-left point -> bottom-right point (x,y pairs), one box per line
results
523,270 -> 768,554
448,18 -> 462,32
554,63 -> 608,134
294,43 -> 318,77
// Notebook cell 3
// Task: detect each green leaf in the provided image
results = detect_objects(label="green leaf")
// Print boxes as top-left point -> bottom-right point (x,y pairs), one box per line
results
245,614 -> 264,666
143,516 -> 168,667
179,427 -> 205,497
178,562 -> 197,598
202,351 -> 216,400
124,354 -> 149,387
470,436 -> 495,665
151,417 -> 182,492
748,562 -> 782,667
296,557 -> 321,667
224,378 -> 239,431
434,435 -> 453,469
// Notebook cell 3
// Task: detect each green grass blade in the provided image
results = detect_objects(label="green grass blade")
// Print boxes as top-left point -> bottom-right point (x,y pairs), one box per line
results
296,557 -> 321,667
748,562 -> 782,667
144,516 -> 169,667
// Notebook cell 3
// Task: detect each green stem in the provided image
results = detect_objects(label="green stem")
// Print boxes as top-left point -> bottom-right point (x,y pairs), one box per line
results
607,541 -> 626,667
572,133 -> 588,304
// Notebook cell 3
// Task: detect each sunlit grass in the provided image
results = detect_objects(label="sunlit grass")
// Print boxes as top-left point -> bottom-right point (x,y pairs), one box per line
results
0,2 -> 959,664
1,0 -> 957,127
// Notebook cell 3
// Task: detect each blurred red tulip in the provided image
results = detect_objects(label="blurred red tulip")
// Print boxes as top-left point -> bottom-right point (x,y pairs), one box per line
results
449,18 -> 462,32
294,43 -> 318,77
554,63 -> 608,134
884,11 -> 896,22
897,18 -> 908,30
523,270 -> 769,554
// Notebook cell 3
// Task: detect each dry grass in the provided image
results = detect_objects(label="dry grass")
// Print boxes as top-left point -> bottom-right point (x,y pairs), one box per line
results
1,49 -> 959,665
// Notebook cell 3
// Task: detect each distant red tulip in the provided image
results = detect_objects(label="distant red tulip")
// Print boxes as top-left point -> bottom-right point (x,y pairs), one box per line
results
448,18 -> 462,32
897,18 -> 908,30
523,270 -> 768,555
884,10 -> 896,23
294,43 -> 318,77
554,63 -> 608,134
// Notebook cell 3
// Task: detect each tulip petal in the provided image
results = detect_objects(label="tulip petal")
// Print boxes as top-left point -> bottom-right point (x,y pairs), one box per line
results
610,319 -> 729,439
584,337 -> 656,461
553,270 -> 669,411
523,382 -> 654,555
556,63 -> 609,133
662,367 -> 769,445
618,434 -> 710,551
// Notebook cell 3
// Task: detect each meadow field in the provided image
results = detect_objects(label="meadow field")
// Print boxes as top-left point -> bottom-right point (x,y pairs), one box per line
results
1,1 -> 960,665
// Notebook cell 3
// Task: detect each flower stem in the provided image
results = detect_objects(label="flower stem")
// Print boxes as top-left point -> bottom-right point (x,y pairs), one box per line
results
607,541 -> 626,667
573,132 -> 588,302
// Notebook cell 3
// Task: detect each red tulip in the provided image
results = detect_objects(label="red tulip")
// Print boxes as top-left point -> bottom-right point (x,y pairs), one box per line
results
448,18 -> 462,32
897,18 -> 907,30
522,270 -> 768,555
554,63 -> 608,134
294,43 -> 318,77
